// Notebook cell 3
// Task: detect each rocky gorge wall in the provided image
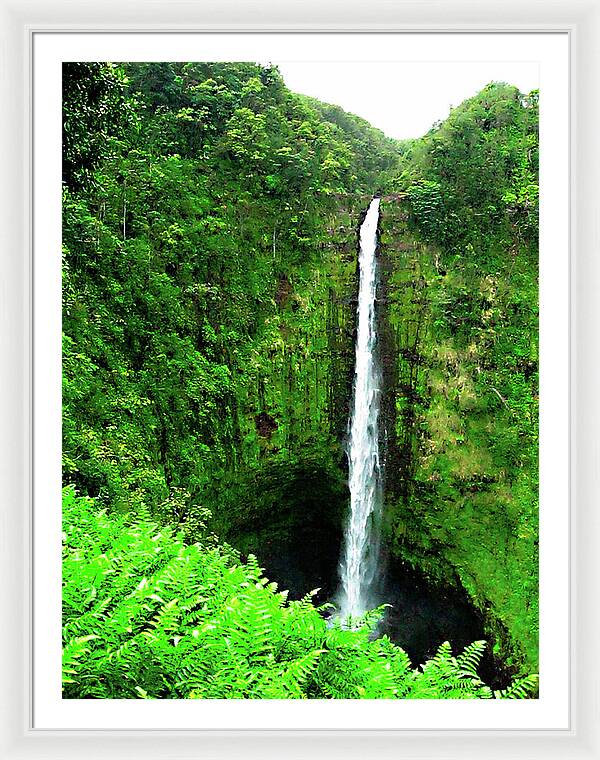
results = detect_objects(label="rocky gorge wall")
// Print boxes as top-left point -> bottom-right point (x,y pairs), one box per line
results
377,198 -> 539,675
209,198 -> 366,602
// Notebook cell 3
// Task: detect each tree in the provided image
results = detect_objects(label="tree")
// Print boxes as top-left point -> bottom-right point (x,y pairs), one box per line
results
63,62 -> 135,192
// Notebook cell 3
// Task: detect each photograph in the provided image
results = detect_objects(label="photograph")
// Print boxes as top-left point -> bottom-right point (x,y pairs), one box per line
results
61,58 -> 540,700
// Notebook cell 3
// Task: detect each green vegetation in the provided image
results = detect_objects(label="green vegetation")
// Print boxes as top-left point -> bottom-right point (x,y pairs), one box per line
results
380,83 -> 539,672
62,63 -> 539,697
63,488 -> 537,699
62,62 -> 394,530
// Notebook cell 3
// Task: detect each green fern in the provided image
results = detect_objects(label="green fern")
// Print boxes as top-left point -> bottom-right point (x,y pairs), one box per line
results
62,486 -> 539,700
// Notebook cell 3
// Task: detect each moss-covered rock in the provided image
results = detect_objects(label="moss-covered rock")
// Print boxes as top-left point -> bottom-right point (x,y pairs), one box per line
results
378,199 -> 538,675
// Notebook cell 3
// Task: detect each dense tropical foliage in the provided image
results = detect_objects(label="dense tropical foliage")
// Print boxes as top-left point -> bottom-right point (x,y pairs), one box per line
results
63,62 -> 395,522
382,83 -> 539,672
63,488 -> 537,699
62,62 -> 539,698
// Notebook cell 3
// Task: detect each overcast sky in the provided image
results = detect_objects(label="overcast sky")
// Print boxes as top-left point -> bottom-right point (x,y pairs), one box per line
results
275,61 -> 539,141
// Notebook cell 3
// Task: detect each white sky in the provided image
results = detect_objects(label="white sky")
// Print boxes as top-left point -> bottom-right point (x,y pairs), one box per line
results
276,61 -> 539,141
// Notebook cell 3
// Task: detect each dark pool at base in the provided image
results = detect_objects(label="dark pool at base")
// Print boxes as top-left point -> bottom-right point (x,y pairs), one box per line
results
376,557 -> 512,689
257,535 -> 513,691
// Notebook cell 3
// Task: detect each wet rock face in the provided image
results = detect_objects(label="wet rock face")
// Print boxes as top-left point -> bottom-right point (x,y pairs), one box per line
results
224,458 -> 348,606
263,464 -> 346,601
375,198 -> 539,675
377,556 -> 512,689
257,521 -> 343,606
254,411 -> 278,439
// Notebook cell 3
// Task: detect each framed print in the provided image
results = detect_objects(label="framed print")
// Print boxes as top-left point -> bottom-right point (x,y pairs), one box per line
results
1,1 -> 598,758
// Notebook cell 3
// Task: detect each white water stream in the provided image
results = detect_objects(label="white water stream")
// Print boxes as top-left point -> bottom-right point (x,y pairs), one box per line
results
338,197 -> 382,623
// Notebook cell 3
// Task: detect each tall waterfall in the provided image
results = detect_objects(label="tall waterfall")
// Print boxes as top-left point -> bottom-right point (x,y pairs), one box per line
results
339,197 -> 382,623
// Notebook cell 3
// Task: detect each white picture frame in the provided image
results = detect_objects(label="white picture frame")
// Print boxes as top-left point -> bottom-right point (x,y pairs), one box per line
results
1,0 -> 597,757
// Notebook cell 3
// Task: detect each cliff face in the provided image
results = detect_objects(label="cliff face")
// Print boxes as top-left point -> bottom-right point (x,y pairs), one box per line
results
63,184 -> 364,602
377,199 -> 539,674
210,199 -> 364,601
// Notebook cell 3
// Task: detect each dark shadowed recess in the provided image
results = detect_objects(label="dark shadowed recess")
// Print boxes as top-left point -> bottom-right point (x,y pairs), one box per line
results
221,456 -> 348,606
376,555 -> 513,690
226,460 -> 511,689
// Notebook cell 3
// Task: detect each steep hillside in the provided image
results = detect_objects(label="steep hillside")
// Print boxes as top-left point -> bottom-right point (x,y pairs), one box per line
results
379,84 -> 539,673
62,62 -> 403,599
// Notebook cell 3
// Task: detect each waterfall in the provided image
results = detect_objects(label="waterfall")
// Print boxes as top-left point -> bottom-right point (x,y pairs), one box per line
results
338,197 -> 382,623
